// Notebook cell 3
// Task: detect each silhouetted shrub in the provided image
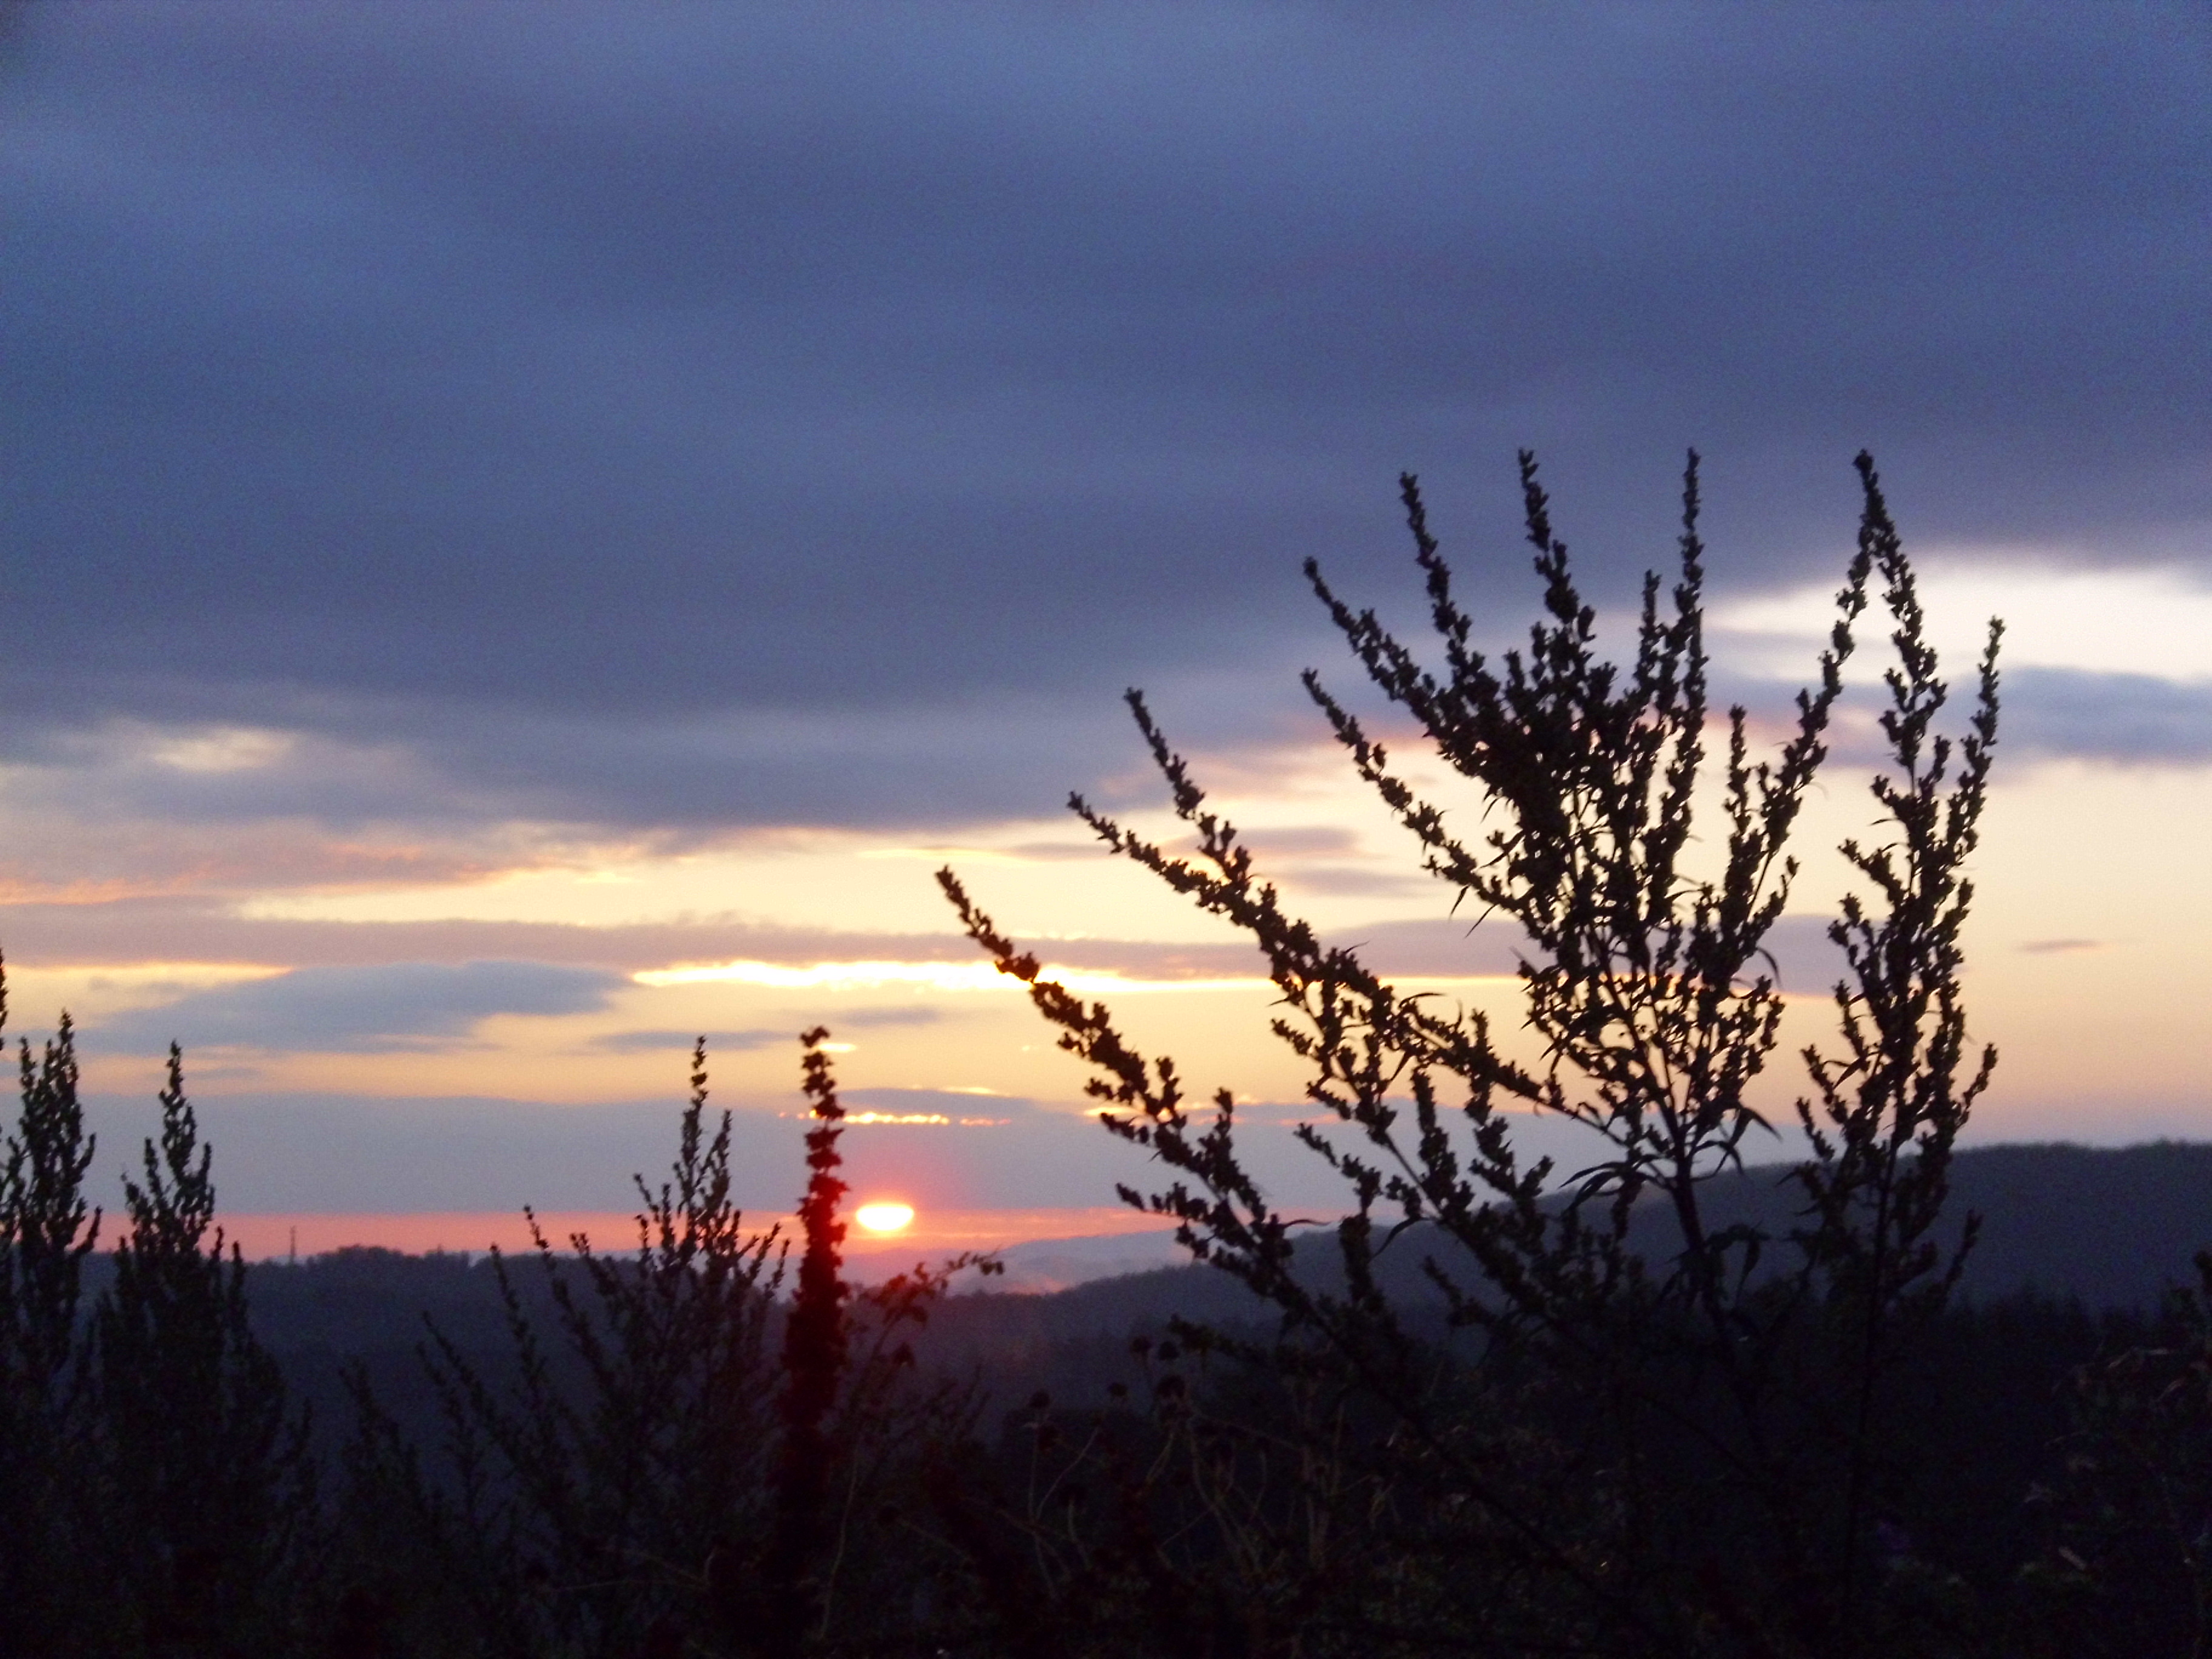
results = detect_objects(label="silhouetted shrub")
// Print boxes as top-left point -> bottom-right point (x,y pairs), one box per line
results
942,450 -> 2009,1655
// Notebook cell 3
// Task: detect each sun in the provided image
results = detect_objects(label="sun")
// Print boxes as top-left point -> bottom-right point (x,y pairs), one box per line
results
854,1201 -> 916,1235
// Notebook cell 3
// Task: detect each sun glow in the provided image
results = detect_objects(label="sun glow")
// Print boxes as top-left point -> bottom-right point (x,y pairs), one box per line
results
854,1202 -> 916,1235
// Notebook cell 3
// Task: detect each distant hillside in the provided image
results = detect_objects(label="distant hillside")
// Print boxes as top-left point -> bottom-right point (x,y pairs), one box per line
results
1610,1140 -> 2212,1312
922,1139 -> 2212,1338
226,1141 -> 2212,1452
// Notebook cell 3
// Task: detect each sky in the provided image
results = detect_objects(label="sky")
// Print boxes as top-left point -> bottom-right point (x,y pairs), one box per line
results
1,1 -> 2208,1256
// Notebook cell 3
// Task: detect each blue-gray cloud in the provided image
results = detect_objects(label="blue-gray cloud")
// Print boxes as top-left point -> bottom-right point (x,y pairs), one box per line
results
0,2 -> 2204,831
92,960 -> 623,1054
79,1091 -> 771,1213
71,1088 -> 1185,1213
2004,668 -> 2212,765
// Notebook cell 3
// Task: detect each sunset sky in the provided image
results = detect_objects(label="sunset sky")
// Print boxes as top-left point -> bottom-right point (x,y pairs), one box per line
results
2,4 -> 2208,1255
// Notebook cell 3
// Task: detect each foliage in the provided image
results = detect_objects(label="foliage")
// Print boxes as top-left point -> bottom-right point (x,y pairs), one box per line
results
0,996 -> 101,1656
941,449 -> 2005,1655
755,1028 -> 858,1654
1,1001 -> 97,1406
0,994 -> 307,1658
335,1032 -> 987,1659
2020,1252 -> 2212,1658
93,1045 -> 315,1654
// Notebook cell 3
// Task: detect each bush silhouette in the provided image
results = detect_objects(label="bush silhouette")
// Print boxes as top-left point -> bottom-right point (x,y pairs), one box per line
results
942,450 -> 2009,1655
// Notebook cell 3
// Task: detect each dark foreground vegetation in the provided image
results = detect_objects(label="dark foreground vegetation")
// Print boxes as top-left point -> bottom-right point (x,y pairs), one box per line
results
6,452 -> 2212,1658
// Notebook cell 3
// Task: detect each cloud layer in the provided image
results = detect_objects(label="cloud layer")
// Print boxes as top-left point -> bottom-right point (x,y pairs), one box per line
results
1,2 -> 2206,835
90,960 -> 622,1053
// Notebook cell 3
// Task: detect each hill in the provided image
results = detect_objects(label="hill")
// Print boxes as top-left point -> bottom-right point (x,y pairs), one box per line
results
230,1140 -> 2212,1446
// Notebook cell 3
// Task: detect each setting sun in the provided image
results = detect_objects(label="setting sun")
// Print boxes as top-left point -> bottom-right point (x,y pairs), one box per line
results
854,1202 -> 916,1235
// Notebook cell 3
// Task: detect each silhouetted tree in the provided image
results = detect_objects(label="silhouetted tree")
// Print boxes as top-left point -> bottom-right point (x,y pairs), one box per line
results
345,1038 -> 791,1657
0,996 -> 101,1656
754,1027 -> 851,1657
93,1045 -> 312,1655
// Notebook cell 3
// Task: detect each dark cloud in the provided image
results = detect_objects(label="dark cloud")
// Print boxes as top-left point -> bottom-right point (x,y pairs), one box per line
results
1658,657 -> 2212,778
0,896 -> 1100,971
0,899 -> 1025,971
2003,668 -> 2212,765
80,1091 -> 769,1213
0,671 -> 1313,834
90,960 -> 622,1053
0,2 -> 2205,830
73,1087 -> 1200,1213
